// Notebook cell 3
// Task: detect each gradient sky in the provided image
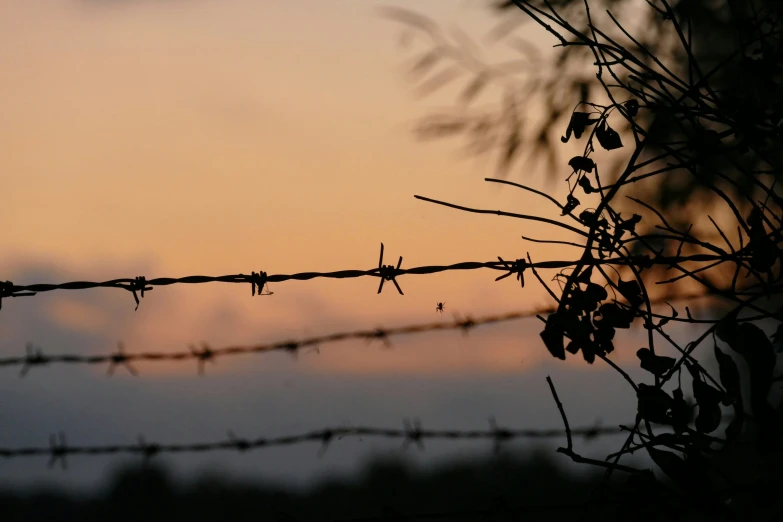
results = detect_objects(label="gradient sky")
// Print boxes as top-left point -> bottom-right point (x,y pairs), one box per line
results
0,0 -> 686,492
0,0 -> 585,376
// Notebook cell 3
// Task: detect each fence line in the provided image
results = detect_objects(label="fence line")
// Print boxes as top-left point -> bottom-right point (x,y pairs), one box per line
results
2,287 -> 723,376
0,242 -> 728,311
3,308 -> 552,376
0,422 -> 624,468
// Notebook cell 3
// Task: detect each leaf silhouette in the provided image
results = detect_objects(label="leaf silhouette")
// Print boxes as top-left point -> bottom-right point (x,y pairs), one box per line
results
692,377 -> 724,406
637,384 -> 673,425
715,312 -> 739,344
562,194 -> 580,216
595,119 -> 623,150
636,348 -> 676,376
695,398 -> 722,434
670,388 -> 691,432
617,279 -> 644,308
593,321 -> 616,354
582,282 -> 608,310
594,302 -> 634,329
733,323 -> 775,420
561,112 -> 599,143
747,207 -> 779,271
568,156 -> 595,173
647,447 -> 691,488
578,176 -> 595,194
714,344 -> 741,405
616,214 -> 642,235
540,313 -> 566,360
579,210 -> 596,226
624,99 -> 640,117
720,322 -> 775,420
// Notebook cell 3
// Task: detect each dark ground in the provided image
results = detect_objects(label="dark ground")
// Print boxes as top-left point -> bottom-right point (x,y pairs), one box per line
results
0,450 -> 737,522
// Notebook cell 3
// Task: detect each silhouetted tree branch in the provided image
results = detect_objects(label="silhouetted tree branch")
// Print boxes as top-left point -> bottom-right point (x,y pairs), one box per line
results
387,1 -> 783,519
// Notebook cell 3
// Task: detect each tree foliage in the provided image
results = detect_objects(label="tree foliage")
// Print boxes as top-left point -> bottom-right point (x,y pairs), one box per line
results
388,1 -> 783,518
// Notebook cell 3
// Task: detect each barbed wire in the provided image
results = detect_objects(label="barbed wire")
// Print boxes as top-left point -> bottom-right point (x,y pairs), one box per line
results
1,288 -> 725,376
2,308 -> 550,376
0,242 -> 731,312
0,421 -> 624,468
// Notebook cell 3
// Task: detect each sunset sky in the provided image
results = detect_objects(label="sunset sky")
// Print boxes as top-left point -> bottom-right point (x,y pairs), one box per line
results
0,0 -> 670,491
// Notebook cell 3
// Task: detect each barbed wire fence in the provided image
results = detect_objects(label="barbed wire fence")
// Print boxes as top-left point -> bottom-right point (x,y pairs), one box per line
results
0,242 -> 730,311
0,423 -> 625,469
2,289 -> 720,376
0,287 -> 714,475
3,0 -> 783,520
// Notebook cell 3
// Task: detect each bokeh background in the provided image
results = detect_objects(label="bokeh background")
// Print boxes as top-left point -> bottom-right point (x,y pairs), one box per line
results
0,0 -> 680,496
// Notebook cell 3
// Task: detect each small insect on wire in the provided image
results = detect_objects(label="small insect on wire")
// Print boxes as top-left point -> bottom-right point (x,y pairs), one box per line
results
435,302 -> 445,314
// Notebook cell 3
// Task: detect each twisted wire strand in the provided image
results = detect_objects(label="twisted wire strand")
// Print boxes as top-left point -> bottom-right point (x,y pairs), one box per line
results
1,422 -> 624,466
1,288 -> 720,375
0,240 -> 728,311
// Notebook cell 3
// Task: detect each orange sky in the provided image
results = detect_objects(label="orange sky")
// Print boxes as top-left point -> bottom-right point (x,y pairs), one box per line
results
0,0 -> 623,376
0,2 -> 706,493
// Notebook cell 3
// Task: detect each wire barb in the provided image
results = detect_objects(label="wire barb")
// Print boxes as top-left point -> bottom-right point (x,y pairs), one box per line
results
317,429 -> 334,457
280,341 -> 300,359
136,435 -> 160,462
20,343 -> 47,377
250,271 -> 272,296
453,313 -> 477,336
48,432 -> 68,470
107,342 -> 138,376
226,431 -> 251,452
127,276 -> 152,311
376,243 -> 405,295
190,343 -> 215,375
495,257 -> 527,287
402,419 -> 425,450
488,416 -> 513,454
0,280 -> 36,310
366,327 -> 393,348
